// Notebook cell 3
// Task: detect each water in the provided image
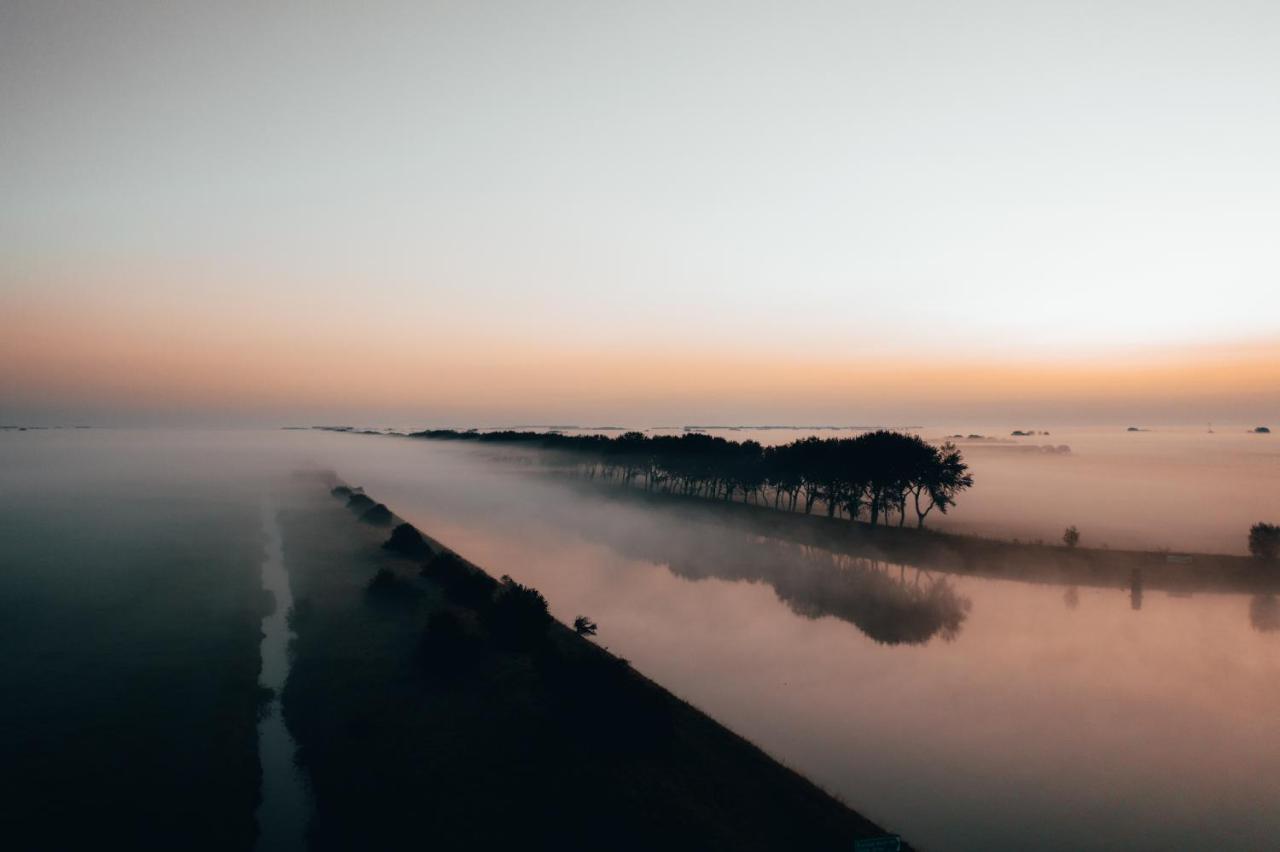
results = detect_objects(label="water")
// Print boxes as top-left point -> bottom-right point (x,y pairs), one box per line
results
2,426 -> 1278,850
255,500 -> 309,852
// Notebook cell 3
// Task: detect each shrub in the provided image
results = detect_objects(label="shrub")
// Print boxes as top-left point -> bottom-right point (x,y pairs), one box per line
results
420,552 -> 497,608
1249,523 -> 1280,561
483,575 -> 552,650
383,523 -> 431,558
346,493 -> 376,513
1063,526 -> 1080,548
573,615 -> 598,637
360,503 -> 393,526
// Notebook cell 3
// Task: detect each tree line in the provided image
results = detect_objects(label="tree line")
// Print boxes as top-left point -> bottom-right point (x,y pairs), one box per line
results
411,428 -> 973,528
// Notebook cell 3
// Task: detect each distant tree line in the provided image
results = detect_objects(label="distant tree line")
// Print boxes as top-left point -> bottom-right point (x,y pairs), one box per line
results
411,429 -> 973,528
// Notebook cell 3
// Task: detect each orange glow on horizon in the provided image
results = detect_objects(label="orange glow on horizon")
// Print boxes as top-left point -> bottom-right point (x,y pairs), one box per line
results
3,296 -> 1277,422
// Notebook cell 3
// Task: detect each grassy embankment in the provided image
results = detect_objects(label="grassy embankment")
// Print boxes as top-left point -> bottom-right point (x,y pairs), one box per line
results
279,479 -> 910,851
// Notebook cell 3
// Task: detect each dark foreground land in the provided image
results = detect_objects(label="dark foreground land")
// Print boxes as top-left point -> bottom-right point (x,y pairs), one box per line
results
281,480 -> 910,851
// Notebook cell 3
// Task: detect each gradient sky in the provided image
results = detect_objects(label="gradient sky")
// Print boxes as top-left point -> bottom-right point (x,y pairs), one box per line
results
2,1 -> 1278,426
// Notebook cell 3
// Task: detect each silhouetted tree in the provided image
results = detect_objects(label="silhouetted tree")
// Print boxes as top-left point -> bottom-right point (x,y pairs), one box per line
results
1248,523 -> 1280,561
383,523 -> 431,559
1063,526 -> 1080,548
359,503 -> 393,526
483,576 -> 552,649
908,441 -> 973,527
346,493 -> 375,513
421,551 -> 498,608
410,427 -> 975,528
573,615 -> 598,636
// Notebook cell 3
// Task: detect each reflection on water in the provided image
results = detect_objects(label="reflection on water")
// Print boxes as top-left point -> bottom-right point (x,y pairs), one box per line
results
1249,595 -> 1279,632
644,536 -> 971,645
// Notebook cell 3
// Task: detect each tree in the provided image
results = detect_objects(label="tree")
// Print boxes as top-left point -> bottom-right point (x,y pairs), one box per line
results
1063,526 -> 1080,548
410,427 -> 976,527
910,441 -> 973,528
573,615 -> 598,636
484,576 -> 552,649
1249,523 -> 1280,560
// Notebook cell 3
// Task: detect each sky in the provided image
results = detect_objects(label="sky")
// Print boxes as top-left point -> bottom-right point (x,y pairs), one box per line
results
2,1 -> 1278,426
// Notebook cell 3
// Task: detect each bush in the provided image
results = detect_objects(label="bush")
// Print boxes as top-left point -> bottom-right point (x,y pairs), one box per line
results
1063,526 -> 1080,548
420,552 -> 497,608
483,576 -> 552,650
360,503 -> 393,526
573,615 -> 598,637
1249,523 -> 1280,561
383,523 -> 431,559
347,493 -> 376,513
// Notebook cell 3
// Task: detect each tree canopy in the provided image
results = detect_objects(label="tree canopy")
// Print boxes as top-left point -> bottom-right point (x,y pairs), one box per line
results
412,428 -> 973,528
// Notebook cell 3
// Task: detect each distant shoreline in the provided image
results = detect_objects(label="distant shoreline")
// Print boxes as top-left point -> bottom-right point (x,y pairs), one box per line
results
326,426 -> 1278,594
565,478 -> 1280,595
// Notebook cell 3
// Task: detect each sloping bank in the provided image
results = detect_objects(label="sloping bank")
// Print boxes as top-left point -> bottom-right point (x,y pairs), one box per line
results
279,478 -> 912,851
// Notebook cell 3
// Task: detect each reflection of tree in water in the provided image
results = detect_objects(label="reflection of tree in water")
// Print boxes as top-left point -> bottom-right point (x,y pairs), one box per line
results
661,539 -> 972,646
1063,586 -> 1079,609
1250,595 -> 1280,632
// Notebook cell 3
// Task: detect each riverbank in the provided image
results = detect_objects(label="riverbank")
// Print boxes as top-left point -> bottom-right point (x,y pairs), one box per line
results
279,477 -> 911,850
565,477 -> 1279,595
